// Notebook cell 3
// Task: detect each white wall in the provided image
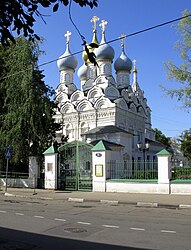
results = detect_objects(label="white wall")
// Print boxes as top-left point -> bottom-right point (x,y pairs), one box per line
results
171,183 -> 191,195
106,181 -> 191,194
106,181 -> 159,193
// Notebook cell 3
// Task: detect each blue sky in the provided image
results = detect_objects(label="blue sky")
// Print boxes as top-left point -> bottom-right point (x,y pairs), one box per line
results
34,0 -> 191,139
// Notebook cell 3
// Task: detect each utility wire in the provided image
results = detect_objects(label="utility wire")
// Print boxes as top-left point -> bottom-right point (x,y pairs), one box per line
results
0,14 -> 190,81
108,14 -> 191,44
69,0 -> 86,44
152,114 -> 191,127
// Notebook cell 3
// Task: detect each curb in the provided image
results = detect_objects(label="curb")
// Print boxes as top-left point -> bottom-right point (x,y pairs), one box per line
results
4,192 -> 15,197
68,198 -> 84,203
100,200 -> 119,205
137,202 -> 158,208
1,192 -> 191,209
179,204 -> 191,208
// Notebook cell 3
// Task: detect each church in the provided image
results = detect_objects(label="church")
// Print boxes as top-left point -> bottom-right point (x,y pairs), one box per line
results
53,16 -> 163,163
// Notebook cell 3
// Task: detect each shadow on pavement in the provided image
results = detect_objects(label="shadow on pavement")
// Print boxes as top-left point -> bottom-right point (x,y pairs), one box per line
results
0,226 -> 148,250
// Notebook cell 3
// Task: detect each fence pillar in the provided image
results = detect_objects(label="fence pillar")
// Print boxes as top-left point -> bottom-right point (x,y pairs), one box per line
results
157,149 -> 172,194
29,156 -> 39,188
43,145 -> 58,190
91,140 -> 112,192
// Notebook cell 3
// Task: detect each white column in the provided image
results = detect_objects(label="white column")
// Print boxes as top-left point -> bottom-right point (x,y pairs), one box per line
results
44,153 -> 58,190
92,140 -> 112,192
92,151 -> 106,192
157,149 -> 172,194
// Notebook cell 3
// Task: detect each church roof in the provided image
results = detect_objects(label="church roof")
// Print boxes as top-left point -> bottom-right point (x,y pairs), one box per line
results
146,138 -> 165,147
82,125 -> 133,135
91,139 -> 124,148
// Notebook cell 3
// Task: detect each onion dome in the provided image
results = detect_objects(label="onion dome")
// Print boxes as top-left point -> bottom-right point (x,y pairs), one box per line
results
114,37 -> 132,72
77,63 -> 87,80
57,31 -> 78,71
94,20 -> 115,61
82,45 -> 90,63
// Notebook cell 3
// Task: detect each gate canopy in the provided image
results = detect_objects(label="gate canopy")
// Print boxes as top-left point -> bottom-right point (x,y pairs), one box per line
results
58,140 -> 93,152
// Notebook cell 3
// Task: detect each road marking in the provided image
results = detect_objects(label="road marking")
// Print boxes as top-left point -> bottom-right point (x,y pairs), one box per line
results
0,210 -> 7,213
102,224 -> 119,228
161,230 -> 176,234
77,221 -> 91,225
54,218 -> 66,222
34,216 -> 44,219
15,213 -> 24,216
130,227 -> 145,231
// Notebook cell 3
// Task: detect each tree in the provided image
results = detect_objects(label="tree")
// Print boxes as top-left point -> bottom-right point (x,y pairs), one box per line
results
0,0 -> 98,45
0,37 -> 60,171
179,129 -> 191,159
163,10 -> 191,109
154,128 -> 171,149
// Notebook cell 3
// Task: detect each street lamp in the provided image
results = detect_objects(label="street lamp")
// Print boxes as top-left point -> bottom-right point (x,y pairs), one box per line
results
137,141 -> 150,171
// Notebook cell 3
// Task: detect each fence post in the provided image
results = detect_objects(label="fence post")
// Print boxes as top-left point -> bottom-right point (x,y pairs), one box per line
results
91,140 -> 112,192
157,149 -> 172,194
43,145 -> 58,190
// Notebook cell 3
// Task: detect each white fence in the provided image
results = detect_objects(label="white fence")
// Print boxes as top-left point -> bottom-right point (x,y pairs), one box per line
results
0,177 -> 36,189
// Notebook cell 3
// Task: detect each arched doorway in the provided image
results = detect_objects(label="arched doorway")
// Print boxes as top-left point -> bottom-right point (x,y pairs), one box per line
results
58,140 -> 93,191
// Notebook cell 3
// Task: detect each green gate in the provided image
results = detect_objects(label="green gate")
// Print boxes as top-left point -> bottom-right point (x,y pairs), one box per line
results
58,141 -> 93,191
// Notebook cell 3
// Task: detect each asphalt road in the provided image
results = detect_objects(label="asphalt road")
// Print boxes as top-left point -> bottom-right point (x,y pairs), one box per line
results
0,196 -> 191,250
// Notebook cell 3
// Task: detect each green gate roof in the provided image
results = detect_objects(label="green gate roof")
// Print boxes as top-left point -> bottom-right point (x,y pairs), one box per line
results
43,145 -> 57,155
156,149 -> 171,155
91,140 -> 112,151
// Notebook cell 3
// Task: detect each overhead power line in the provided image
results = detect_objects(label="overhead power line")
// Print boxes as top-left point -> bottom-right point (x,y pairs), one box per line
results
0,14 -> 190,81
152,114 -> 191,127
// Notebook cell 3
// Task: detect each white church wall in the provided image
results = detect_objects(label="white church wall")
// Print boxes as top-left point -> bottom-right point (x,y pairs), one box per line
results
118,134 -> 132,159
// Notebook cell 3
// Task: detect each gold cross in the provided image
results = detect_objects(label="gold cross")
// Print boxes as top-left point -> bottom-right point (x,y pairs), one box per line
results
91,15 -> 100,30
99,19 -> 108,32
64,31 -> 71,43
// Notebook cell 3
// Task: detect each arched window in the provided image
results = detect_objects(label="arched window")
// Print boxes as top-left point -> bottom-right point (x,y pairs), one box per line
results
65,73 -> 70,82
66,124 -> 73,138
103,64 -> 111,75
80,122 -> 88,135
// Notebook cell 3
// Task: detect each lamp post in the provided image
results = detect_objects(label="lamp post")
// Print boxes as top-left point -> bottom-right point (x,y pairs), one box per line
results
137,141 -> 150,172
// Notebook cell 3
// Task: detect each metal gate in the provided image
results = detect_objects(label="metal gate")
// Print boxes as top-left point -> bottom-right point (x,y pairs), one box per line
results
58,141 -> 93,191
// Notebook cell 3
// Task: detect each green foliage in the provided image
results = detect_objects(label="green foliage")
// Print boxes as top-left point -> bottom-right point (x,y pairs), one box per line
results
179,129 -> 191,159
0,0 -> 98,45
0,37 -> 60,171
163,10 -> 191,109
153,128 -> 171,148
171,167 -> 191,180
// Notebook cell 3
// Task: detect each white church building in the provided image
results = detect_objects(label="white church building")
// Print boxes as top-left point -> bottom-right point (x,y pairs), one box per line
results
53,16 -> 163,163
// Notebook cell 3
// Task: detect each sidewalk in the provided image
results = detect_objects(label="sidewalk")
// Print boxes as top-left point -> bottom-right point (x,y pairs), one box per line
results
0,188 -> 191,209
